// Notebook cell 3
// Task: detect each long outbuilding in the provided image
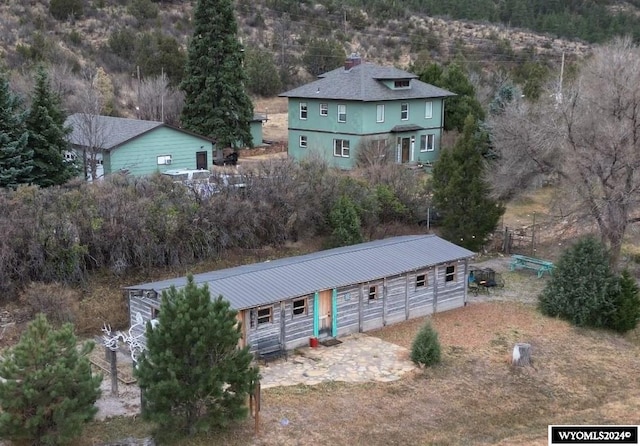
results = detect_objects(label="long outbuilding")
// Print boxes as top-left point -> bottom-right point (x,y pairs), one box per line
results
125,234 -> 475,355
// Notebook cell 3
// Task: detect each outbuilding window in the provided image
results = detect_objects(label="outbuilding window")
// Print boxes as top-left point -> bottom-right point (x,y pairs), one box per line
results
257,307 -> 273,325
445,265 -> 456,282
368,285 -> 378,300
416,274 -> 427,288
292,297 -> 307,316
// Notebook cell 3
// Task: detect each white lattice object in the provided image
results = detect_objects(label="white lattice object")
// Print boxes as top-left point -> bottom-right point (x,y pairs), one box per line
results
102,312 -> 154,363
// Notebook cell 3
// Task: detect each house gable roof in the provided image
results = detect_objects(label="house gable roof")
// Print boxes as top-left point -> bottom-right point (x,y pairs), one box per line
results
65,114 -> 214,151
279,62 -> 455,102
126,235 -> 475,310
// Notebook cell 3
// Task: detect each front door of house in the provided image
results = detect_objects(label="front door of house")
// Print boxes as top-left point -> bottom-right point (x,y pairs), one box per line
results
318,289 -> 333,337
401,138 -> 410,163
196,151 -> 208,170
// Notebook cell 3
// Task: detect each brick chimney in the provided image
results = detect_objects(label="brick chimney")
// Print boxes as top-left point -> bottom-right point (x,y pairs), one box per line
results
344,53 -> 362,71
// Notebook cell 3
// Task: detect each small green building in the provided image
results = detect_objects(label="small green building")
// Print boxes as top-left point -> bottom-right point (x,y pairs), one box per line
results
280,54 -> 455,169
66,114 -> 266,179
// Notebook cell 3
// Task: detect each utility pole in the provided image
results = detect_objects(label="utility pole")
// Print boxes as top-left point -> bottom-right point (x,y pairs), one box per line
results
556,52 -> 564,106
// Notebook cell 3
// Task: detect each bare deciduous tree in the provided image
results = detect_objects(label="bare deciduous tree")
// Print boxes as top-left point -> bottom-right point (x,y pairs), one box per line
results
488,37 -> 640,268
355,136 -> 394,169
137,73 -> 184,126
67,68 -> 115,181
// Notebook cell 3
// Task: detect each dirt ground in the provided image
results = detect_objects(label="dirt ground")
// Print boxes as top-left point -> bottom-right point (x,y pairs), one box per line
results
254,97 -> 288,142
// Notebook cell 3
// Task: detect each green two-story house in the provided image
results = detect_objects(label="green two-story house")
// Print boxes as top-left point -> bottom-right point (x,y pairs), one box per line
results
280,54 -> 455,169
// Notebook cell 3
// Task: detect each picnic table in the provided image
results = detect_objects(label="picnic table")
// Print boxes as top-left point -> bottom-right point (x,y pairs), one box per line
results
509,254 -> 554,278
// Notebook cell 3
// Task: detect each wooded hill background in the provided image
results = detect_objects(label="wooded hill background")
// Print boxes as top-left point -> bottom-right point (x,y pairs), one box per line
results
2,0 -> 636,118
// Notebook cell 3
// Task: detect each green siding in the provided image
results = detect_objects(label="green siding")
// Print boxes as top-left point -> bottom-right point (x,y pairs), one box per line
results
287,97 -> 447,169
107,127 -> 213,177
250,120 -> 263,146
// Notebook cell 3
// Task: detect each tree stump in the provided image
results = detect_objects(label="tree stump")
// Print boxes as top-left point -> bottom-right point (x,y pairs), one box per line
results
511,343 -> 532,367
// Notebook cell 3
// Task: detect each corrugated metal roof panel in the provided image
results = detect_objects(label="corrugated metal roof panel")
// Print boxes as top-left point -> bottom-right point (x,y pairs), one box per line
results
125,235 -> 474,309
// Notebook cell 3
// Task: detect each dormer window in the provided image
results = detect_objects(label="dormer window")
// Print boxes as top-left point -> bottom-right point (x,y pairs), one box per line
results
394,79 -> 410,89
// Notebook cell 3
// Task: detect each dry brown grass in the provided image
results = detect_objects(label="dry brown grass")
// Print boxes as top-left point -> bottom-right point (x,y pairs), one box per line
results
254,97 -> 288,142
78,300 -> 640,446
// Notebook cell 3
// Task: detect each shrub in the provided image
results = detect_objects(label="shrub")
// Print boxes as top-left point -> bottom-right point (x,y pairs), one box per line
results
49,0 -> 83,20
609,270 -> 640,333
411,320 -> 441,367
327,195 -> 363,248
538,236 -> 640,332
128,0 -> 159,22
19,282 -> 80,327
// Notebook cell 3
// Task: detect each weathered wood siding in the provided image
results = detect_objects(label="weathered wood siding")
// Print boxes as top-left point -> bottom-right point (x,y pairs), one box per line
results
360,280 -> 384,331
127,258 -> 470,356
128,293 -> 161,347
384,273 -> 409,325
246,304 -> 281,354
434,259 -> 467,312
335,284 -> 360,337
408,268 -> 436,318
282,295 -> 314,349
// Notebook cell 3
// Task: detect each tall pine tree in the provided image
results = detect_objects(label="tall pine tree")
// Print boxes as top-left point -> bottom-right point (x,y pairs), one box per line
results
27,67 -> 76,187
0,72 -> 34,189
0,314 -> 101,446
135,276 -> 259,436
432,115 -> 505,251
180,0 -> 254,149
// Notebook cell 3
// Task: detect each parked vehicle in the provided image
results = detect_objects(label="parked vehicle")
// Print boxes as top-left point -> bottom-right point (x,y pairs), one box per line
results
161,169 -> 211,182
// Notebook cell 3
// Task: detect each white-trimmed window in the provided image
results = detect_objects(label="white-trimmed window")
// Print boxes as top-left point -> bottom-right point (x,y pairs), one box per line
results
420,134 -> 434,152
416,274 -> 427,288
292,297 -> 308,316
320,103 -> 328,116
257,307 -> 273,325
425,101 -> 433,118
333,139 -> 350,157
299,135 -> 308,148
299,102 -> 308,120
368,285 -> 378,300
401,103 -> 409,120
445,265 -> 456,282
376,104 -> 385,123
157,155 -> 172,165
338,104 -> 347,123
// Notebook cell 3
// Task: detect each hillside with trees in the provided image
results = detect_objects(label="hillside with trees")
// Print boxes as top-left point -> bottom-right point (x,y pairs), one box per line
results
0,0 -> 618,120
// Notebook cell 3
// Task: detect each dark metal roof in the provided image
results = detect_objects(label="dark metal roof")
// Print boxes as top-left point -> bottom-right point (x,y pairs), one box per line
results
65,114 -> 214,151
125,235 -> 474,310
279,62 -> 455,102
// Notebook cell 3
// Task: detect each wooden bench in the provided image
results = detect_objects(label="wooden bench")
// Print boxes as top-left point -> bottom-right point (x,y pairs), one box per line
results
255,337 -> 288,365
509,254 -> 554,278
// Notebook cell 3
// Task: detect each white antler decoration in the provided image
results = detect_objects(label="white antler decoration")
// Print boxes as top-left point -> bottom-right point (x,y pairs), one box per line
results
102,312 -> 153,363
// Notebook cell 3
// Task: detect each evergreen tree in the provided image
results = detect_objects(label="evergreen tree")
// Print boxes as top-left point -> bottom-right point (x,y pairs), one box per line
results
610,270 -> 640,333
180,0 -> 254,149
418,63 -> 485,132
432,115 -> 505,251
410,320 -> 441,367
328,195 -> 363,248
301,37 -> 345,77
26,67 -> 76,187
538,237 -> 615,327
0,73 -> 34,188
135,276 -> 259,436
0,314 -> 101,446
244,47 -> 282,97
